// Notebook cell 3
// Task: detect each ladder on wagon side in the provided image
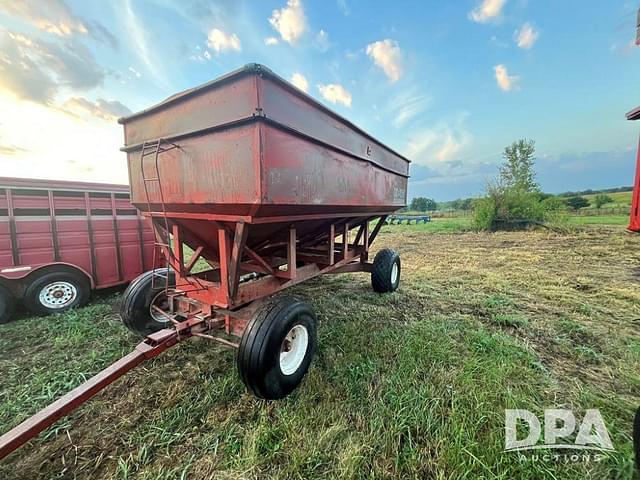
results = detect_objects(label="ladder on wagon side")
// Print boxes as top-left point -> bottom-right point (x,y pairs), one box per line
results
139,139 -> 179,291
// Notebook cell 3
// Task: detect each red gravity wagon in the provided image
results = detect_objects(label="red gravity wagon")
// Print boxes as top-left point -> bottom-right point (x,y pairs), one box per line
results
0,64 -> 410,459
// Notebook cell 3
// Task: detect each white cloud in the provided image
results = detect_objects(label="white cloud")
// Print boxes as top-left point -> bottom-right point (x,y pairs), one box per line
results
62,97 -> 132,121
366,39 -> 403,82
515,22 -> 539,49
337,0 -> 350,16
315,29 -> 330,52
0,30 -> 104,105
0,92 -> 128,184
269,0 -> 306,45
469,0 -> 507,23
494,64 -> 519,91
123,0 -> 168,89
128,66 -> 141,78
318,83 -> 352,107
0,0 -> 87,37
404,115 -> 472,169
264,36 -> 279,45
290,72 -> 309,92
390,90 -> 431,128
207,28 -> 241,53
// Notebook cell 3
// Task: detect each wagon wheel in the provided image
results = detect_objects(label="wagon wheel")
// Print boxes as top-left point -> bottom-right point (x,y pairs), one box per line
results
237,296 -> 317,400
120,268 -> 175,337
371,248 -> 401,293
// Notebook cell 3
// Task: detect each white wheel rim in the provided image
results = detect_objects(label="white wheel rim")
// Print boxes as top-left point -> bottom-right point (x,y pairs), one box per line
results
149,291 -> 170,324
39,281 -> 77,309
391,262 -> 399,284
279,324 -> 309,375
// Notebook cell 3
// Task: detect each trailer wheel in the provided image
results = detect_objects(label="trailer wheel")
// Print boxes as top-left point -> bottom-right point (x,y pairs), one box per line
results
120,269 -> 175,337
23,270 -> 90,316
371,248 -> 401,293
0,284 -> 16,324
237,297 -> 317,400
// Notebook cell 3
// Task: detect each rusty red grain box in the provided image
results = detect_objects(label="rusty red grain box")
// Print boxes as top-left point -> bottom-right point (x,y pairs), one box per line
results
119,63 -> 409,223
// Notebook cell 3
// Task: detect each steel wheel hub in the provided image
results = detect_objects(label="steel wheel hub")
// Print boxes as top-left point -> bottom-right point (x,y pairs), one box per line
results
279,324 -> 309,375
149,291 -> 170,324
39,281 -> 77,309
391,262 -> 399,284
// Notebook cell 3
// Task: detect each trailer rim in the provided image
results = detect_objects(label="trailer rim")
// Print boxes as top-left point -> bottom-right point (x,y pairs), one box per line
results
391,262 -> 399,285
149,291 -> 171,324
279,324 -> 309,375
38,281 -> 78,309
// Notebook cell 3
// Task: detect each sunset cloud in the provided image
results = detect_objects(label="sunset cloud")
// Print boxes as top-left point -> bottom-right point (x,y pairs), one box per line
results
469,0 -> 507,23
0,30 -> 104,105
290,72 -> 309,92
516,23 -> 539,49
494,64 -> 519,91
62,97 -> 132,121
404,115 -> 472,169
366,39 -> 403,82
269,0 -> 307,45
207,28 -> 241,53
318,83 -> 352,107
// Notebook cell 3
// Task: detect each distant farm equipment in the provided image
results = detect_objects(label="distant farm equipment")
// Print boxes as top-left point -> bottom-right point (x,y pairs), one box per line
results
387,215 -> 431,225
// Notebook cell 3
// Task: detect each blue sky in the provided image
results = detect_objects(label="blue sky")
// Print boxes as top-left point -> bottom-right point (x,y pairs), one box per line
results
0,0 -> 638,200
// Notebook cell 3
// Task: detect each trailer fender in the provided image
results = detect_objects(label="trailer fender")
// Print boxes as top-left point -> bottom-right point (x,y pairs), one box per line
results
0,262 -> 95,294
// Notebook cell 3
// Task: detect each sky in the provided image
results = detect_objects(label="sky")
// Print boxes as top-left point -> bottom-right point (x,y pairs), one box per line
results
0,0 -> 638,201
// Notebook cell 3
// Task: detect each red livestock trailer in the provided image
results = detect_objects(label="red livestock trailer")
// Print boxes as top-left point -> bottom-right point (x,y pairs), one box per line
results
0,177 -> 156,323
0,64 -> 409,459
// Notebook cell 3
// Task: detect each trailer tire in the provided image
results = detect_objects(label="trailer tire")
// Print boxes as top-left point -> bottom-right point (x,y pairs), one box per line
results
120,269 -> 175,337
0,284 -> 16,324
237,297 -> 316,400
371,248 -> 401,293
23,270 -> 90,316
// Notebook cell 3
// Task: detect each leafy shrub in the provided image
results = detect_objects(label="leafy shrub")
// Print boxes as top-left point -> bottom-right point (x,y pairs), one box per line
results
566,196 -> 589,210
472,139 -> 567,230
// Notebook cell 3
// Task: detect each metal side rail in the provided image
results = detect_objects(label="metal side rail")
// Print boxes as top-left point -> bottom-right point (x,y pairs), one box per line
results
0,329 -> 180,461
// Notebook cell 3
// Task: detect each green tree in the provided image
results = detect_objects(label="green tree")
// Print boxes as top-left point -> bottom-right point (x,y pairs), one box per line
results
499,139 -> 539,192
593,194 -> 613,209
566,196 -> 589,210
410,197 -> 436,211
459,198 -> 473,210
473,139 -> 566,230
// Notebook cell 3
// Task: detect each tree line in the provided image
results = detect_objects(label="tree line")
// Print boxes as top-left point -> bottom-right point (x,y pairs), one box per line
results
407,145 -> 630,218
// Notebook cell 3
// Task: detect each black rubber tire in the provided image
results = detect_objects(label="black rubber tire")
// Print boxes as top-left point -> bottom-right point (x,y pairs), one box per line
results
0,284 -> 16,324
23,270 -> 90,315
120,268 -> 175,337
634,406 -> 640,472
371,248 -> 401,293
237,297 -> 317,400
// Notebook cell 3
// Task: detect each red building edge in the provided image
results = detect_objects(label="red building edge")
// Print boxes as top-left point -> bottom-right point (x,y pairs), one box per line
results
628,106 -> 640,232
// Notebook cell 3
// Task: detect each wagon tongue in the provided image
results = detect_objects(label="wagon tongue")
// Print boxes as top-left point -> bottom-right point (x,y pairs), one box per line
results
0,328 -> 184,460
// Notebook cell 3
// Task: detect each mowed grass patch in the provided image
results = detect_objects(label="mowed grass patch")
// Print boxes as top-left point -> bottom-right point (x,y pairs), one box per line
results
0,223 -> 638,478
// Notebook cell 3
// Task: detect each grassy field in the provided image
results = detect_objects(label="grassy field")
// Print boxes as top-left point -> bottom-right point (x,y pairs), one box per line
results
1,220 -> 639,479
581,191 -> 632,208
